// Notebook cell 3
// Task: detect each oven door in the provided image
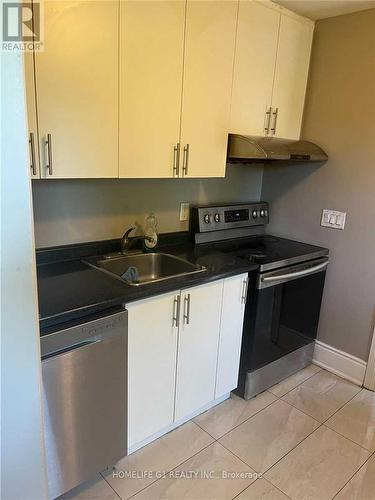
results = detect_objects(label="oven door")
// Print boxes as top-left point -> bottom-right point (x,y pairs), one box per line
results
247,257 -> 328,373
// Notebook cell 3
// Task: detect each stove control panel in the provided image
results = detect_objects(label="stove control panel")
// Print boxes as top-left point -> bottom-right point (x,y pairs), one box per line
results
191,202 -> 269,233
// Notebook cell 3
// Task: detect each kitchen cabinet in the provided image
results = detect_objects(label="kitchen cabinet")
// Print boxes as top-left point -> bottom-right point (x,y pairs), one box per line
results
119,0 -> 237,179
34,0 -> 118,178
24,52 -> 40,179
24,0 -> 313,179
127,292 -> 178,448
230,1 -> 279,137
175,280 -> 223,420
127,274 -> 247,450
215,274 -> 248,399
119,1 -> 185,178
271,13 -> 314,140
230,1 -> 314,140
179,0 -> 238,178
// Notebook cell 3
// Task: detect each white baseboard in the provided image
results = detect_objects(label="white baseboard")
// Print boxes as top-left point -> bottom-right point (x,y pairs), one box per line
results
364,326 -> 375,391
313,340 -> 367,387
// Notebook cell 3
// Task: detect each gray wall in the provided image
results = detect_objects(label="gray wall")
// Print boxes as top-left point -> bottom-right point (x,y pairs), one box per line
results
262,9 -> 375,361
32,164 -> 263,248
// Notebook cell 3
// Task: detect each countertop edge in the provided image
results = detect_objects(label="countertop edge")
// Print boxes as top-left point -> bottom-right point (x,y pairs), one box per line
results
39,264 -> 258,333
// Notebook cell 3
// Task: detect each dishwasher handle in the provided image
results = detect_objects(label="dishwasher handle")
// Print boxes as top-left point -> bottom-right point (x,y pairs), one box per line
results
40,309 -> 127,358
42,340 -> 98,361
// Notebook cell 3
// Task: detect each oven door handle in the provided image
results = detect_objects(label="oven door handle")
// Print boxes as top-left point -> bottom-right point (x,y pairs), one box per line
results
260,259 -> 329,286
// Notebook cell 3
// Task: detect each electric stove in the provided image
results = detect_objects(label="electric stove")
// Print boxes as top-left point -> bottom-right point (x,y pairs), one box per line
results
191,202 -> 329,399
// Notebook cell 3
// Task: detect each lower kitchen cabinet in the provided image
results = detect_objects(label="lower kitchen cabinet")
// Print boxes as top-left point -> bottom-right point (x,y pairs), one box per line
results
127,292 -> 178,448
215,274 -> 248,399
127,275 -> 248,451
174,281 -> 223,421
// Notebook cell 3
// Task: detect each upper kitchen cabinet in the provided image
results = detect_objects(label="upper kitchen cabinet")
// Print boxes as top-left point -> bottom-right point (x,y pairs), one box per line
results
179,0 -> 238,178
230,1 -> 279,136
24,52 -> 40,179
271,12 -> 314,140
119,1 -> 185,178
34,1 -> 118,178
230,1 -> 314,141
120,0 -> 238,179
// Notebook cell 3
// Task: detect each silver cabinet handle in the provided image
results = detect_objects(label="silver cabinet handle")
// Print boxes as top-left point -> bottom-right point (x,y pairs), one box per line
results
270,107 -> 279,135
172,295 -> 180,327
183,293 -> 191,325
29,132 -> 37,176
45,133 -> 53,175
241,279 -> 246,304
173,143 -> 180,177
264,106 -> 272,135
182,144 -> 189,176
241,277 -> 249,304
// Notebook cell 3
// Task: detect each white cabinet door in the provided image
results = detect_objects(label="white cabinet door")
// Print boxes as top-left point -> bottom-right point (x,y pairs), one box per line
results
271,13 -> 314,140
119,1 -> 185,178
175,280 -> 223,421
127,292 -> 179,448
230,1 -> 280,136
24,52 -> 40,178
35,0 -> 118,178
215,274 -> 248,399
179,0 -> 238,178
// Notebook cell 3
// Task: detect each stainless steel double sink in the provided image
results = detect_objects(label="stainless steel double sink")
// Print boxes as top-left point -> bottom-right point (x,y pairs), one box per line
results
84,252 -> 206,286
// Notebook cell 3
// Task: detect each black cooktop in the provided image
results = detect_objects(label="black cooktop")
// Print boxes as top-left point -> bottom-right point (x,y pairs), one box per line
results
199,235 -> 328,272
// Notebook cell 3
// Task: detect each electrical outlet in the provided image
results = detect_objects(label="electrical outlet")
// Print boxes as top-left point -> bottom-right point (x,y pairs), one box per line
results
179,202 -> 190,222
321,209 -> 346,230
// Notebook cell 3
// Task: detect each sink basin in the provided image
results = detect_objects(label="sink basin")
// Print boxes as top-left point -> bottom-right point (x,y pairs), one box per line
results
84,252 -> 206,286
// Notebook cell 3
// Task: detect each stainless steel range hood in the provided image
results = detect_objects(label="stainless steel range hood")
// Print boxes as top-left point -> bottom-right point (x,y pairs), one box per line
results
227,134 -> 328,163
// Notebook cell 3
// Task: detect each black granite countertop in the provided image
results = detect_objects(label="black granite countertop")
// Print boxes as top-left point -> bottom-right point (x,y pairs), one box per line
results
37,233 -> 259,333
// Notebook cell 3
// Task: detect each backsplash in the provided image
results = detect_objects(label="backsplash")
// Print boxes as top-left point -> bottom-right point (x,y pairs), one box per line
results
32,164 -> 263,248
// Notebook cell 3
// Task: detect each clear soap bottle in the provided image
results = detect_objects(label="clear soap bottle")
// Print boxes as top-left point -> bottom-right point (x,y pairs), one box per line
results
144,213 -> 158,251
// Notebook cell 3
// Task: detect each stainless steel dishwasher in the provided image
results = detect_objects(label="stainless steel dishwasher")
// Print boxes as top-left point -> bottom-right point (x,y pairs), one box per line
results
41,307 -> 127,499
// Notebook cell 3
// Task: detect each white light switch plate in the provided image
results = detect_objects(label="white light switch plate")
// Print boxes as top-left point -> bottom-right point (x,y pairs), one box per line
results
179,202 -> 190,222
321,209 -> 346,230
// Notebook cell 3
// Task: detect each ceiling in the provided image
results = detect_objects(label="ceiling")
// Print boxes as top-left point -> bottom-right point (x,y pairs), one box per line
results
275,0 -> 375,20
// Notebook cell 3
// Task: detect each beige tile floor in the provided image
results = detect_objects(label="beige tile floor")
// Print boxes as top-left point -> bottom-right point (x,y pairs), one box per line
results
60,366 -> 375,500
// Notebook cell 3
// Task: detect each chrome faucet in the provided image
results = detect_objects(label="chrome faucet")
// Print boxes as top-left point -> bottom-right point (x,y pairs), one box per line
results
120,226 -> 136,253
120,226 -> 154,254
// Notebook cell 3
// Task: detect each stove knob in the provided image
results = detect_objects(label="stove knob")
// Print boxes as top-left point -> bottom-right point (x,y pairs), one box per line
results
260,209 -> 265,217
203,214 -> 211,224
252,210 -> 258,219
214,213 -> 220,223
264,209 -> 268,217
